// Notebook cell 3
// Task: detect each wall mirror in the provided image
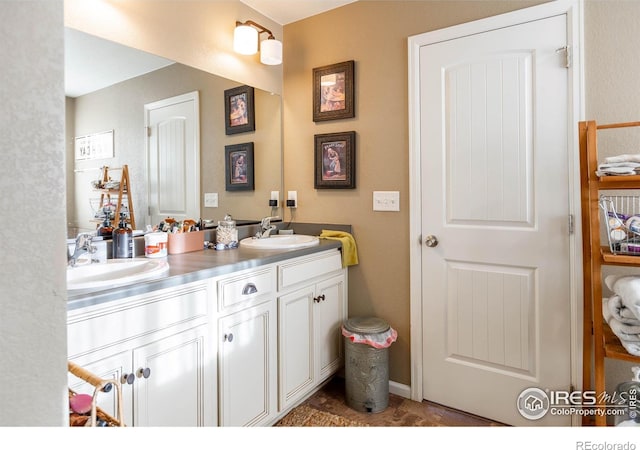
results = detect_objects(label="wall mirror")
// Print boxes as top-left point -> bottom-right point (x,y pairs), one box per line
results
65,28 -> 283,237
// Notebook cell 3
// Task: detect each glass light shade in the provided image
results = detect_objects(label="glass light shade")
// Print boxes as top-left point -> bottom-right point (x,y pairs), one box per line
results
260,38 -> 282,65
234,24 -> 258,55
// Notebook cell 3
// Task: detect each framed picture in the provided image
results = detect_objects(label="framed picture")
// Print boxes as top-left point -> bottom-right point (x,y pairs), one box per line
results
224,85 -> 255,135
313,60 -> 355,122
75,130 -> 114,160
225,142 -> 254,191
314,131 -> 356,189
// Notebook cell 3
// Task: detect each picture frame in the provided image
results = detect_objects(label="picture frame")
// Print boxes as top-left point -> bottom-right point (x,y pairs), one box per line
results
314,131 -> 356,189
75,129 -> 114,160
224,85 -> 255,135
225,142 -> 255,191
313,60 -> 355,122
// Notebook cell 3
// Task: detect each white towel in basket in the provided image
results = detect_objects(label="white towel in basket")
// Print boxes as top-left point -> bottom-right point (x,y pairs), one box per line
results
604,275 -> 640,321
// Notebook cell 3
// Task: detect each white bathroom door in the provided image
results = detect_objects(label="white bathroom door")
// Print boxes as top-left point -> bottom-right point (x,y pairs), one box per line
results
145,91 -> 200,226
420,14 -> 572,425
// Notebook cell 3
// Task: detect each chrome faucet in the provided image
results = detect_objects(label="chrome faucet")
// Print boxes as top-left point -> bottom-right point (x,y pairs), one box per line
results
68,233 -> 97,267
254,216 -> 280,239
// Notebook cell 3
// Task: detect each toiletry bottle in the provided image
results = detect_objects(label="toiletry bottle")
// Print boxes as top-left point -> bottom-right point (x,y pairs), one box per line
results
97,207 -> 113,237
112,212 -> 133,258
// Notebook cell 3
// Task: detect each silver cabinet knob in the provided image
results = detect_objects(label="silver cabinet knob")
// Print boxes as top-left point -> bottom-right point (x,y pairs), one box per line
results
121,373 -> 135,385
425,235 -> 439,247
224,333 -> 234,342
137,367 -> 151,379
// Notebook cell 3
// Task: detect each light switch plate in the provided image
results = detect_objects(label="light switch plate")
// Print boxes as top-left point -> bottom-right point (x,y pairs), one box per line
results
373,191 -> 400,211
204,192 -> 218,208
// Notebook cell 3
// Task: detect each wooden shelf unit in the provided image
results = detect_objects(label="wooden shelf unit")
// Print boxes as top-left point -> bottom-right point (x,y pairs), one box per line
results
579,120 -> 640,426
93,165 -> 136,230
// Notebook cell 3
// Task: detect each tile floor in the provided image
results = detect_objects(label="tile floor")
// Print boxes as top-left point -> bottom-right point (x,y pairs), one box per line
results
299,376 -> 505,427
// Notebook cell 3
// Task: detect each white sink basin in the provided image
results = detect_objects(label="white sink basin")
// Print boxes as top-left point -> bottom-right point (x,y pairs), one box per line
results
67,258 -> 170,291
240,234 -> 320,250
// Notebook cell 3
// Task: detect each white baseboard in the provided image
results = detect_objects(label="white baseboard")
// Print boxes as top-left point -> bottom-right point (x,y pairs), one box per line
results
389,380 -> 411,399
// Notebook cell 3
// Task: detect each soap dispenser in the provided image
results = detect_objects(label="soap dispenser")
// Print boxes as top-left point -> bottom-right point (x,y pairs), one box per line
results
97,207 -> 113,237
112,212 -> 133,258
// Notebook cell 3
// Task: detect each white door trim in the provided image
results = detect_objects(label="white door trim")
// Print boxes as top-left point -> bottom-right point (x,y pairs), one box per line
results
408,0 -> 584,421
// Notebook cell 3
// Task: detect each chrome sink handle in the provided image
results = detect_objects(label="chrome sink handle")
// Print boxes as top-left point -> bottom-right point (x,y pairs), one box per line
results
68,233 -> 96,267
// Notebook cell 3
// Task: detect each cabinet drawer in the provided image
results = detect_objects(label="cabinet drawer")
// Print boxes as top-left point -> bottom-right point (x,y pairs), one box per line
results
217,266 -> 275,312
68,282 -> 209,357
278,250 -> 342,290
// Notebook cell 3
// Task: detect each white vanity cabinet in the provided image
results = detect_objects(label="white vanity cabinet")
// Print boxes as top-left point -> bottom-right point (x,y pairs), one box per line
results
67,280 -> 215,427
277,250 -> 347,411
216,266 -> 278,427
67,245 -> 348,427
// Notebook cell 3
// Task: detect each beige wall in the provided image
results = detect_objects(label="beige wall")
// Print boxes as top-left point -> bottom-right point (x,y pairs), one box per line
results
585,0 -> 640,398
283,0 -> 543,385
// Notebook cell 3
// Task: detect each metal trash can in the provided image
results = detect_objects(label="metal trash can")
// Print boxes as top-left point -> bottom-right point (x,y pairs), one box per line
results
342,317 -> 397,413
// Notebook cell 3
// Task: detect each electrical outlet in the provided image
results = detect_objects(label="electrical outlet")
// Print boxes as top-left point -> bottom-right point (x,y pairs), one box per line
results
204,192 -> 218,208
287,191 -> 297,208
373,191 -> 400,212
270,191 -> 279,207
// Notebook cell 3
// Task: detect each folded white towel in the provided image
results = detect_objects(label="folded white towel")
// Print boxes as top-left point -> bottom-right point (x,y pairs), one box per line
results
596,166 -> 637,176
603,298 -> 640,356
603,275 -> 640,321
604,154 -> 640,164
618,340 -> 640,356
609,321 -> 640,341
607,294 -> 640,325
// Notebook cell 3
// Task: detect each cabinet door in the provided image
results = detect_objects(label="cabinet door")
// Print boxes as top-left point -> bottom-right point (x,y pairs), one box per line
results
68,350 -> 133,427
278,287 -> 315,410
315,273 -> 347,381
218,301 -> 277,426
132,324 -> 211,427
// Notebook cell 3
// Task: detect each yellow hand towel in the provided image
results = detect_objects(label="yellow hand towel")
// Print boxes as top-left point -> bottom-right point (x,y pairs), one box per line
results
320,230 -> 359,267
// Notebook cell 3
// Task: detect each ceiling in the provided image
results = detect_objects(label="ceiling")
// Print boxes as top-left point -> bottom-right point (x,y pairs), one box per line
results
65,0 -> 356,97
240,0 -> 357,25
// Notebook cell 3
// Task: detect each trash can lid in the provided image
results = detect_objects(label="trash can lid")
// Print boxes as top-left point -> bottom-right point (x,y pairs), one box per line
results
344,317 -> 389,334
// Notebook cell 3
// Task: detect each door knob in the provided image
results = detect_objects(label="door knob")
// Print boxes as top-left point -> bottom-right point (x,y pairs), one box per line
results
424,235 -> 439,247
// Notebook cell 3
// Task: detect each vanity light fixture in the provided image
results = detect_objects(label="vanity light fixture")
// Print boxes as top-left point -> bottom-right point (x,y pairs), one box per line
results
234,20 -> 282,66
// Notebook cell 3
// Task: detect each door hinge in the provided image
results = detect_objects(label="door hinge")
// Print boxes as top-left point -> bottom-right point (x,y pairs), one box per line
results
556,45 -> 571,69
568,214 -> 574,235
146,126 -> 151,137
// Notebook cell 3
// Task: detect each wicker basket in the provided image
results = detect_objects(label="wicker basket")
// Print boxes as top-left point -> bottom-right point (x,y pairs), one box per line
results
68,361 -> 124,427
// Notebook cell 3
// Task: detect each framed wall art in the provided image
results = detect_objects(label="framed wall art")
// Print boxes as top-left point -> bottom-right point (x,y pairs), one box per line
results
313,60 -> 355,122
225,142 -> 255,191
314,131 -> 356,189
75,129 -> 114,160
224,85 -> 255,135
